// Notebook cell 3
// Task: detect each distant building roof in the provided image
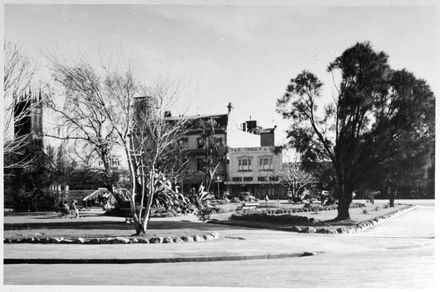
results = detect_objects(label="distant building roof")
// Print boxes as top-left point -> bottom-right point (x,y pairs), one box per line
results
165,113 -> 228,121
259,127 -> 275,134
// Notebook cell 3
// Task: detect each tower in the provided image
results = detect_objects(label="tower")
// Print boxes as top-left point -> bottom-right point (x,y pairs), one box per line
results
13,89 -> 43,153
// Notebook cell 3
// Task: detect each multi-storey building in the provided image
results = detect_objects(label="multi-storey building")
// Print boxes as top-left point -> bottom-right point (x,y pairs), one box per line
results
225,145 -> 285,199
167,112 -> 229,195
224,117 -> 287,199
98,98 -> 288,198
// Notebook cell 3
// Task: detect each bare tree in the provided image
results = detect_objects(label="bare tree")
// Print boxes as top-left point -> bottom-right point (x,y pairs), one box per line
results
128,96 -> 188,234
47,55 -> 188,234
276,152 -> 313,199
44,60 -> 121,198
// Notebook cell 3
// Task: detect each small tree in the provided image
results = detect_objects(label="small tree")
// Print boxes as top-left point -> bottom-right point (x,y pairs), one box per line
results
197,118 -> 227,194
276,155 -> 313,199
127,96 -> 189,234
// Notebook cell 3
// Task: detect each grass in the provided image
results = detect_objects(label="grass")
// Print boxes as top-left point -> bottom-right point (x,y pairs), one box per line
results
4,202 -> 410,239
3,209 -> 237,240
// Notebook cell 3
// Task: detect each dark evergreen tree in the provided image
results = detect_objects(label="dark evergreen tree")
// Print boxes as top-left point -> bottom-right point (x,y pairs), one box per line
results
277,42 -> 435,219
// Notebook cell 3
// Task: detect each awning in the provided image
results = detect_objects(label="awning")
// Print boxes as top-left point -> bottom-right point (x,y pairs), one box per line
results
82,188 -> 110,201
224,181 -> 281,185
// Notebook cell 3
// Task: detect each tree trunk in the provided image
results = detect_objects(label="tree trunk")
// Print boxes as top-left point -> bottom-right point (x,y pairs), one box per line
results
335,182 -> 352,220
139,171 -> 155,234
133,217 -> 147,235
336,199 -> 351,220
389,196 -> 395,208
390,182 -> 398,207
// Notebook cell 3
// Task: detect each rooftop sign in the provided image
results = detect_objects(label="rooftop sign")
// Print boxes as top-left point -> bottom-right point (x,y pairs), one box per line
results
229,146 -> 275,152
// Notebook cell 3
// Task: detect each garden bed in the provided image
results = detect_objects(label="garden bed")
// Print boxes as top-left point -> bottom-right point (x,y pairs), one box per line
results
211,203 -> 415,234
235,202 -> 366,216
3,214 -> 221,244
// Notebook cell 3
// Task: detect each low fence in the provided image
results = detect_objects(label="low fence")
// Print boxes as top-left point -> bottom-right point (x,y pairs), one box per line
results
57,190 -> 95,203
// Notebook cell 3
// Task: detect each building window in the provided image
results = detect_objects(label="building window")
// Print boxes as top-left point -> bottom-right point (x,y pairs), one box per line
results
259,157 -> 273,170
258,176 -> 268,182
243,177 -> 253,182
238,157 -> 252,172
269,176 -> 279,182
232,177 -> 242,182
197,137 -> 204,149
197,158 -> 205,172
178,138 -> 188,148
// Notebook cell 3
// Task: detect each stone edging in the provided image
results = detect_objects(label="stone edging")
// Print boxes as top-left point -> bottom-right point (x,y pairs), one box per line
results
4,231 -> 220,244
293,205 -> 416,234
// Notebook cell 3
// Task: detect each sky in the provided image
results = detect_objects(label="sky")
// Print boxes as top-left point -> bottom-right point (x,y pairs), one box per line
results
4,2 -> 439,143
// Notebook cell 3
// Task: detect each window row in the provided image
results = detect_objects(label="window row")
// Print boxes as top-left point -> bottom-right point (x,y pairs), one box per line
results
231,176 -> 279,182
238,157 -> 274,171
178,137 -> 224,149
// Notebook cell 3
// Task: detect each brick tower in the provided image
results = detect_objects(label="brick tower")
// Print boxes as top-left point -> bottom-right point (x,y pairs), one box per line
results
13,89 -> 43,153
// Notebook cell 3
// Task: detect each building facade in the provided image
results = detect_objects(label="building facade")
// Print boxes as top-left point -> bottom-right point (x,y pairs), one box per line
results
225,146 -> 286,199
170,113 -> 229,195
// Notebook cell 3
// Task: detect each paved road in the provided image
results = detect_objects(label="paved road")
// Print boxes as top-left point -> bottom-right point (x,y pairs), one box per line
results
3,201 -> 435,288
4,247 -> 432,288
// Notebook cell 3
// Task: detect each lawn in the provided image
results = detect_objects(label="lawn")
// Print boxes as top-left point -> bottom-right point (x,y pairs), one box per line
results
3,209 -> 234,240
4,202 -> 411,240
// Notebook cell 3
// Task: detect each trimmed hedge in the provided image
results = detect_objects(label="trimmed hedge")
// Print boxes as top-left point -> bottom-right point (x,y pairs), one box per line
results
231,213 -> 312,224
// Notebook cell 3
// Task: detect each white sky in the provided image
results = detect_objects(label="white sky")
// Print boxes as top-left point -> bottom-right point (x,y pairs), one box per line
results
4,1 -> 439,143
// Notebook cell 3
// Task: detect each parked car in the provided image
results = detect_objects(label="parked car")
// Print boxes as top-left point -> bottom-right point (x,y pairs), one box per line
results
237,192 -> 251,200
238,192 -> 258,202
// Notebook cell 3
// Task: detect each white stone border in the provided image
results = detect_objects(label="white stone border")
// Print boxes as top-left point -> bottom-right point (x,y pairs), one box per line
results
294,205 -> 416,234
4,231 -> 220,244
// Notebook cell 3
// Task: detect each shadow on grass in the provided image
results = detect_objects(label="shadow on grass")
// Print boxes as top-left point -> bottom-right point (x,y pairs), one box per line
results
4,220 -> 251,232
319,218 -> 358,226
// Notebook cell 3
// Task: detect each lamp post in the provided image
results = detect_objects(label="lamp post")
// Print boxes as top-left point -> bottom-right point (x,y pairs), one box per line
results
216,176 -> 221,199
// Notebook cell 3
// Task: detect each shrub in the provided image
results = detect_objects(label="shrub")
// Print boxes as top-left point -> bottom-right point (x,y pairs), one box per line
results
231,197 -> 241,203
11,189 -> 57,212
211,199 -> 228,205
231,213 -> 310,224
350,202 -> 366,208
194,190 -> 219,222
234,201 -> 366,217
